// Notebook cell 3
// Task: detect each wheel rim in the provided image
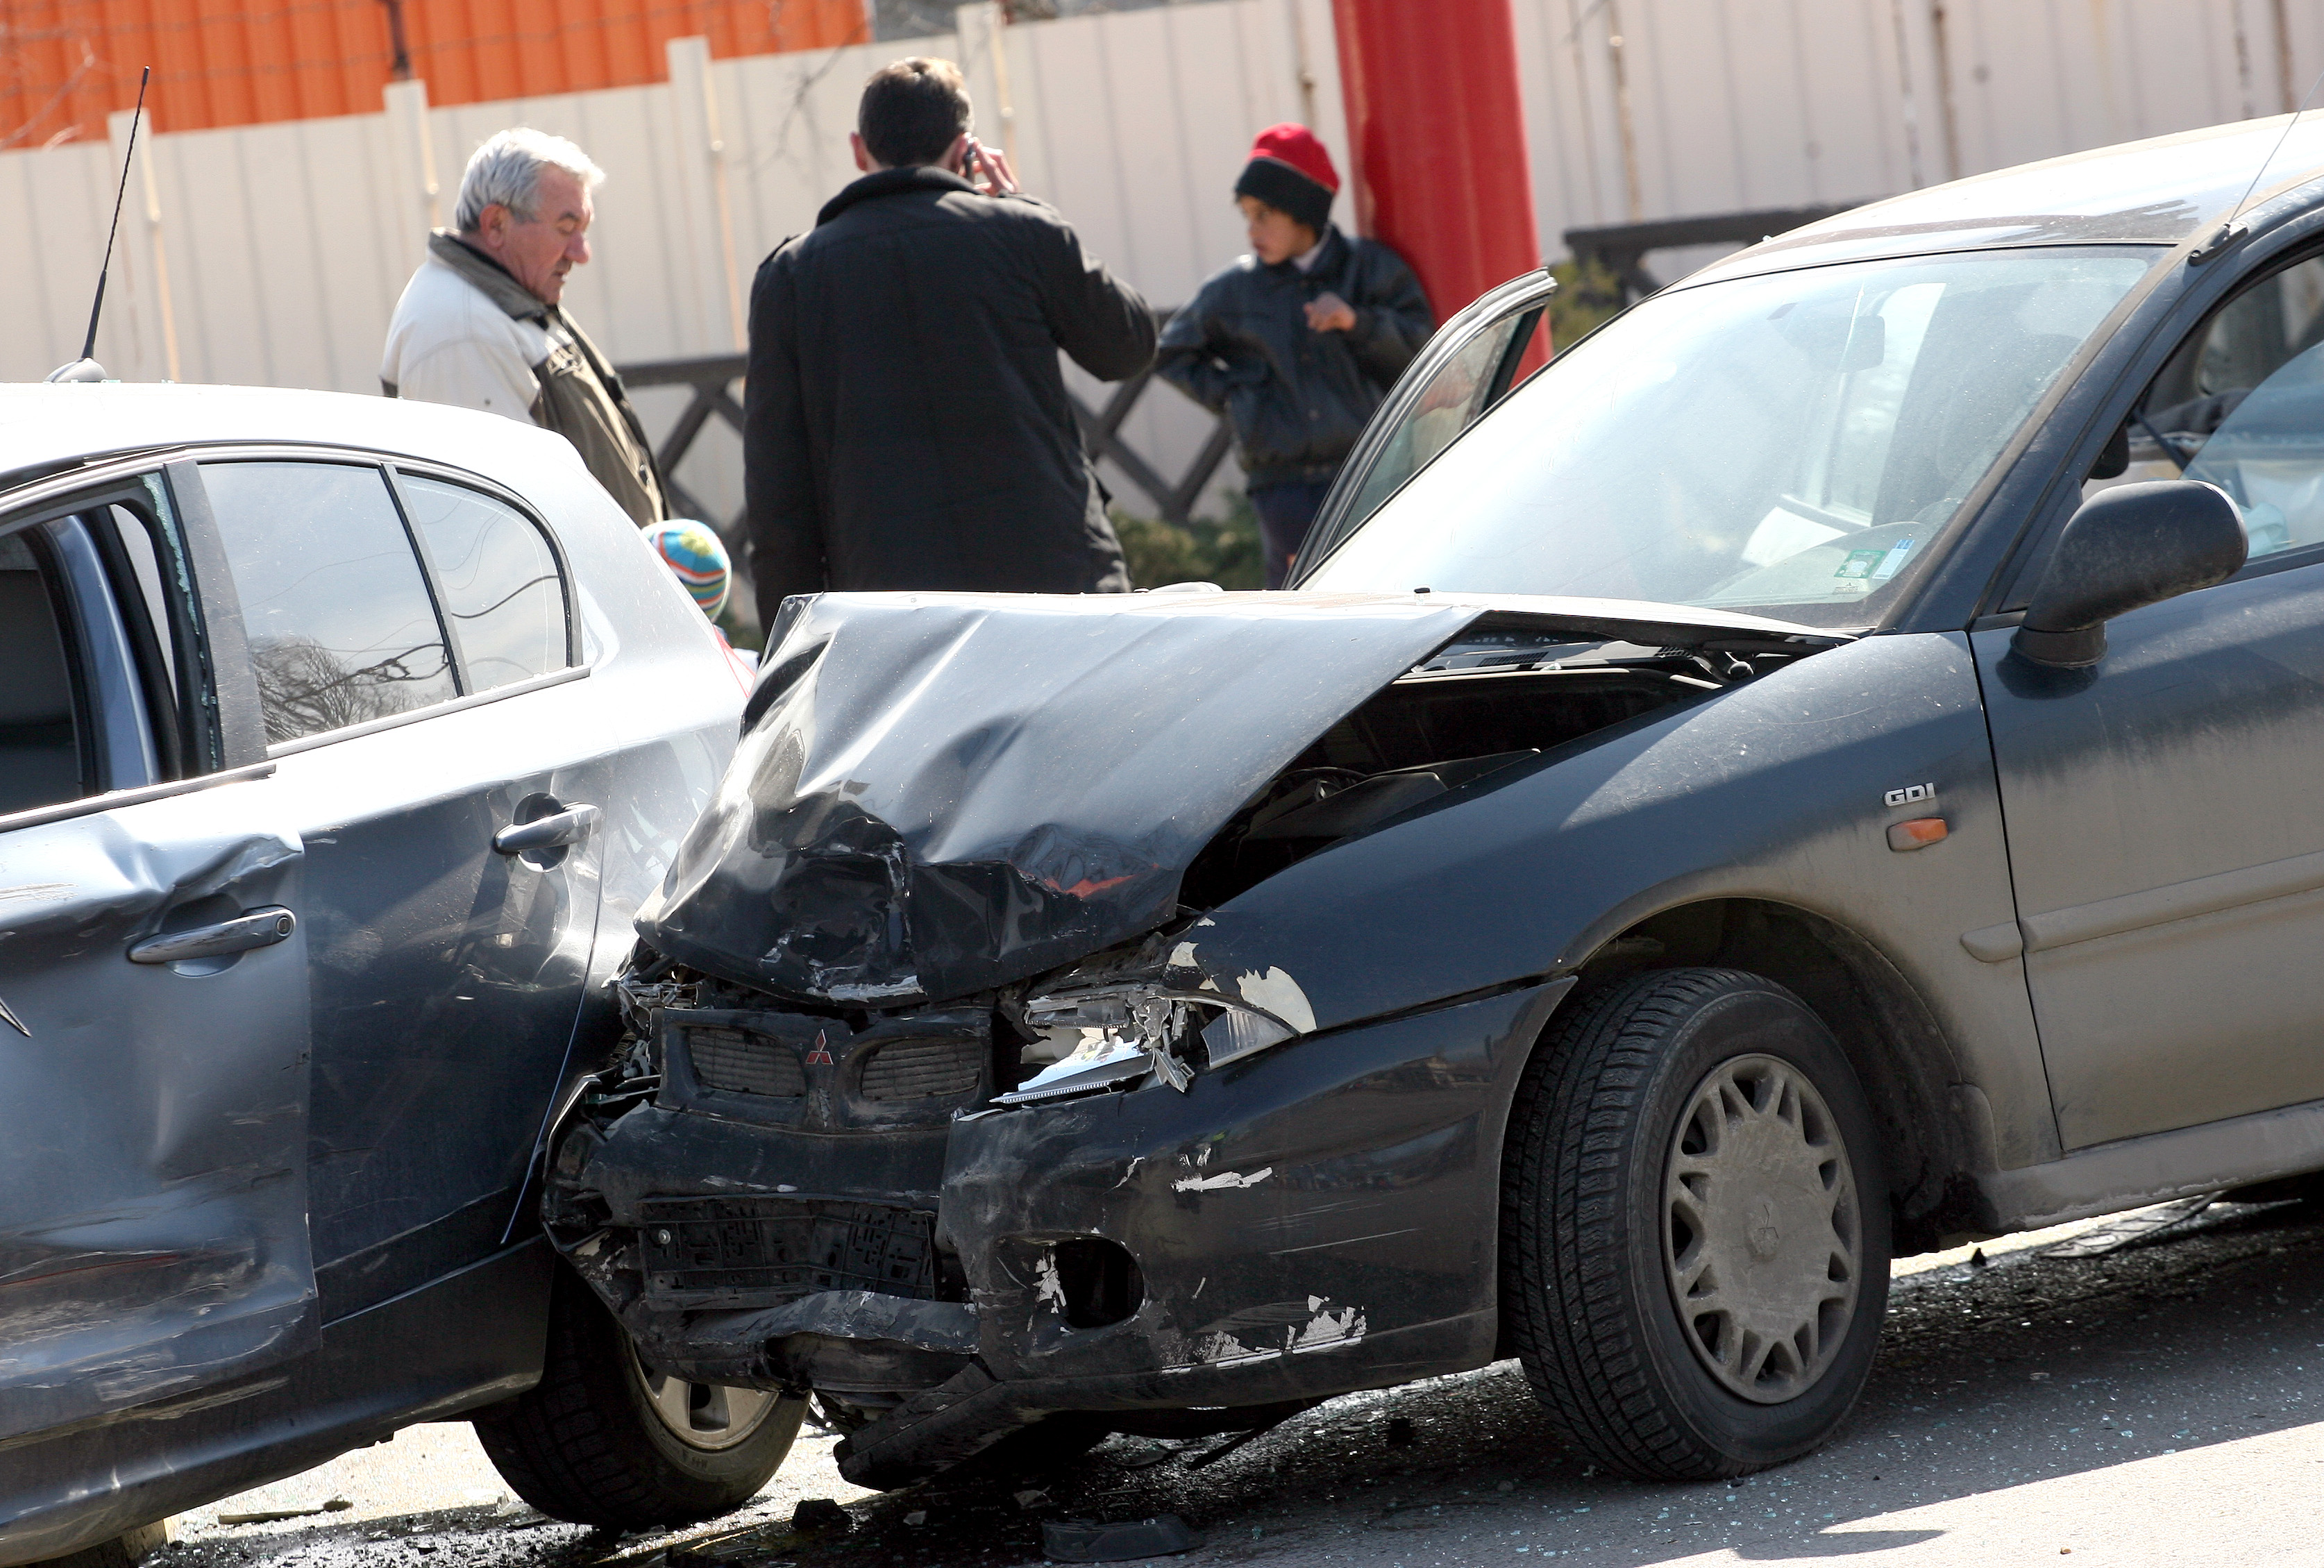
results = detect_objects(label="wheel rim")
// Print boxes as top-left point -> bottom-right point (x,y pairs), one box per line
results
628,1346 -> 786,1451
1662,1052 -> 1862,1405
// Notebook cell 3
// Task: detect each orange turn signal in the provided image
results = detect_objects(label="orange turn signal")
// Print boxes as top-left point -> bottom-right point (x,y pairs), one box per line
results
1887,817 -> 1948,852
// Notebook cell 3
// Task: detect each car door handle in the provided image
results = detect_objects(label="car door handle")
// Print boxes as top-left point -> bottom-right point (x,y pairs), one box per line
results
494,804 -> 600,855
128,907 -> 297,965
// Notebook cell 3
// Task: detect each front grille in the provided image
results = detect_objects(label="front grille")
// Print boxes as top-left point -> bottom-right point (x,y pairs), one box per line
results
687,1026 -> 805,1097
859,1035 -> 984,1101
636,1195 -> 937,1304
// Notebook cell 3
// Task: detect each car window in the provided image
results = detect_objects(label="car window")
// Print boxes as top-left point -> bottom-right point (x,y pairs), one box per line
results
397,474 -> 569,689
102,503 -> 179,695
1302,249 -> 2154,628
0,529 -> 88,814
2101,254 -> 2324,562
199,461 -> 457,745
1335,307 -> 1541,534
87,498 -> 203,779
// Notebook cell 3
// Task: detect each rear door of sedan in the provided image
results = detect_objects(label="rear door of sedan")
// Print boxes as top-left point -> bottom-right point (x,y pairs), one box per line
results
185,450 -> 616,1318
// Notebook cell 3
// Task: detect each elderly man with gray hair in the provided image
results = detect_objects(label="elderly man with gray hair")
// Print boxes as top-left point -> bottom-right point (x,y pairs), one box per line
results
381,128 -> 668,527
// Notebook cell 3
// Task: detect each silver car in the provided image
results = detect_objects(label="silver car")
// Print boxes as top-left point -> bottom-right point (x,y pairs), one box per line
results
0,385 -> 780,1566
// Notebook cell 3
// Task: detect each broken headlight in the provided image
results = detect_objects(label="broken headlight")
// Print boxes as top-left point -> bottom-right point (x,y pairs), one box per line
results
1000,984 -> 1302,1104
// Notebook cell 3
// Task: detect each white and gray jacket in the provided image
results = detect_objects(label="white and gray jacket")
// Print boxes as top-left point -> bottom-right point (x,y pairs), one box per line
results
381,233 -> 668,527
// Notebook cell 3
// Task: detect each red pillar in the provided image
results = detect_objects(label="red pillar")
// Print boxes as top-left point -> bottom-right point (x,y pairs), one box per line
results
1329,0 -> 1543,328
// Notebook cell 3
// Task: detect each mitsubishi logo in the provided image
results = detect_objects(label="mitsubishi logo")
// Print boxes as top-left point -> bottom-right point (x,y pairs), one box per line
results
805,1029 -> 834,1066
0,994 -> 26,1037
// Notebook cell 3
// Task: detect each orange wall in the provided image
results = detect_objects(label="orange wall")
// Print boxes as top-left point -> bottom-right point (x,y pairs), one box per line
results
0,0 -> 873,149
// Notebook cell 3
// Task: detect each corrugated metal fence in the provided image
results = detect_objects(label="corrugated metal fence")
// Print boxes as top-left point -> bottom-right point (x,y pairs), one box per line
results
0,0 -> 871,147
7,0 -> 2323,530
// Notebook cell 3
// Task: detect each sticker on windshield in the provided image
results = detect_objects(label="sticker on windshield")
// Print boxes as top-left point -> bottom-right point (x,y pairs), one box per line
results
1833,536 -> 1918,585
1872,536 -> 1918,580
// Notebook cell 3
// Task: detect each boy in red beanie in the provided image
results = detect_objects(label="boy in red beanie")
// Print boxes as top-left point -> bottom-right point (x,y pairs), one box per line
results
1157,124 -> 1432,586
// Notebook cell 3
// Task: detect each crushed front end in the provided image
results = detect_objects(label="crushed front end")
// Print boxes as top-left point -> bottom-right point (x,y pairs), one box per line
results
544,590 -> 1838,1487
546,939 -> 1560,1487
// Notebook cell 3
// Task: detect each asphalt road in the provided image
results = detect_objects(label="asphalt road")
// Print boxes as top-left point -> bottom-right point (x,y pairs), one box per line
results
141,1194 -> 2324,1568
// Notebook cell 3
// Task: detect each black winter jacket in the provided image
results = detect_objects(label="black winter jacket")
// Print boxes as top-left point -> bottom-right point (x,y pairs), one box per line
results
1155,228 -> 1432,487
743,167 -> 1155,627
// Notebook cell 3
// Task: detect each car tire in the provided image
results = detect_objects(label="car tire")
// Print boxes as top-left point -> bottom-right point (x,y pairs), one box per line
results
1501,968 -> 1890,1481
473,1268 -> 806,1528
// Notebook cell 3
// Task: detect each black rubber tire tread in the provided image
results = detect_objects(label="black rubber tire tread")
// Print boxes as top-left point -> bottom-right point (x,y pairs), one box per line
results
473,1270 -> 798,1528
1499,968 -> 1882,1482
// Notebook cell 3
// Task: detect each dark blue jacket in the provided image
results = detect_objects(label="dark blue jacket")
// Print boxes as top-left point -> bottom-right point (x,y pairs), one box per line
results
1156,228 -> 1432,486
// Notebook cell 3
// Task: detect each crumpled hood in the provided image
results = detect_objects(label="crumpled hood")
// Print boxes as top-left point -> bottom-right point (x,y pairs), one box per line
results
637,589 -> 1819,1006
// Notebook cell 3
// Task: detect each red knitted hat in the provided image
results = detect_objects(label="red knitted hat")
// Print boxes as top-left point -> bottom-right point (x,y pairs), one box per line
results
1248,124 -> 1339,193
1236,124 -> 1338,233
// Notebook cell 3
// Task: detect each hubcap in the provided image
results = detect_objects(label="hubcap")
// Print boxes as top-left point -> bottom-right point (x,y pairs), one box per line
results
1662,1053 -> 1861,1404
628,1347 -> 785,1451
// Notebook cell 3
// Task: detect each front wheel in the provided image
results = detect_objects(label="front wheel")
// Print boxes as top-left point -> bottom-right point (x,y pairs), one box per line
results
1501,968 -> 1889,1480
474,1269 -> 805,1528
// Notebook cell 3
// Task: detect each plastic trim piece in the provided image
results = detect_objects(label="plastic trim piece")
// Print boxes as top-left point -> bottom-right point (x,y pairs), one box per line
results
1982,1089 -> 2324,1231
264,665 -> 591,759
1962,845 -> 2324,964
0,760 -> 276,836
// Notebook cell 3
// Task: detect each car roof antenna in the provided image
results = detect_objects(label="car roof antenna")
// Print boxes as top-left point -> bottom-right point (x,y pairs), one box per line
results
47,66 -> 152,384
2193,62 -> 2324,264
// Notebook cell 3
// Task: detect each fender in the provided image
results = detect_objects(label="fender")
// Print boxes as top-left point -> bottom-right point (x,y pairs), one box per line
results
1179,630 -> 2055,1177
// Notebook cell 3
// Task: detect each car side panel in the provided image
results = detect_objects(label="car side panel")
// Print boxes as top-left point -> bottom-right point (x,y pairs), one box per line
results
1973,564 -> 2324,1149
279,705 -> 609,1312
1178,632 -> 2053,1170
503,464 -> 743,1222
265,444 -> 738,1306
0,784 -> 316,1442
0,1240 -> 551,1568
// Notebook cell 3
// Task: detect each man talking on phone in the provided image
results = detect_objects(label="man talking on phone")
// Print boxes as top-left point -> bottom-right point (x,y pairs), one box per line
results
743,58 -> 1155,629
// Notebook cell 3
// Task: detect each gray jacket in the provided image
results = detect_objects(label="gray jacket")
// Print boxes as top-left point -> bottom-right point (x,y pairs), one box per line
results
382,233 -> 669,527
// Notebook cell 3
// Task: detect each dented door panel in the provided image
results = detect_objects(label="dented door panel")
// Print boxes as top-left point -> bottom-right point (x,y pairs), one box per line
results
280,690 -> 610,1316
0,785 -> 314,1442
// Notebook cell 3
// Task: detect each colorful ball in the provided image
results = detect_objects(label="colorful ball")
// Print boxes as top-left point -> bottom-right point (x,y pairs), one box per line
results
644,519 -> 730,619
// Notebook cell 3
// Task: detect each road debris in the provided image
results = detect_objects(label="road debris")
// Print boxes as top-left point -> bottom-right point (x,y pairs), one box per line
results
215,1499 -> 353,1524
2044,1195 -> 2222,1258
1041,1515 -> 1204,1562
789,1498 -> 850,1534
667,1529 -> 799,1567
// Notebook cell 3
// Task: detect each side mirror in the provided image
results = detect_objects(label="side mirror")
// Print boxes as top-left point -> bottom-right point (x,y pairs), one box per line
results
2012,480 -> 2247,668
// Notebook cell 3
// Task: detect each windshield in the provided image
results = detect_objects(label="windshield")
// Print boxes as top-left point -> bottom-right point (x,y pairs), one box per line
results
1302,248 -> 2157,627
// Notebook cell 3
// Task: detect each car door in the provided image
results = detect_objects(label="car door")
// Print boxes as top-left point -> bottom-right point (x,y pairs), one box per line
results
1974,246 -> 2324,1149
1292,269 -> 1557,577
188,454 -> 609,1317
0,467 -> 317,1442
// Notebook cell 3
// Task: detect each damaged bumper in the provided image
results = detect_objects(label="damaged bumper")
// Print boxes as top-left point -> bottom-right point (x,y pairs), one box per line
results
546,973 -> 1569,1487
